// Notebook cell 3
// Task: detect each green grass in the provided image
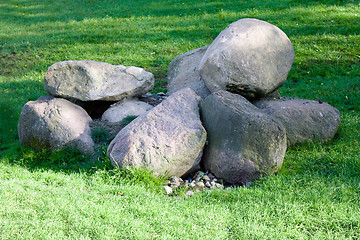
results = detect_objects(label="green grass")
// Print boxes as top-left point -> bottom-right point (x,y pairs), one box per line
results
1,0 -> 360,239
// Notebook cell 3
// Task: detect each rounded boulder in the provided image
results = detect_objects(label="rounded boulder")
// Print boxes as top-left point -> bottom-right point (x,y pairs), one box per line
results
200,91 -> 287,184
18,95 -> 94,154
199,18 -> 295,100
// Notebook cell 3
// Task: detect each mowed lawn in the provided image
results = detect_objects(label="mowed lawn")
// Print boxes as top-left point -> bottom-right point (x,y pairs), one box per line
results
0,0 -> 359,239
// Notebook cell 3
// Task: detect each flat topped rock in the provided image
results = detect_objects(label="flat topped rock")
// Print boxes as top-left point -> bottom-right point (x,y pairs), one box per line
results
44,60 -> 155,101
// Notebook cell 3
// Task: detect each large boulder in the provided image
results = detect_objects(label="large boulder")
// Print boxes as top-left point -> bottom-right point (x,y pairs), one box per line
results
44,60 -> 155,101
101,98 -> 153,123
199,18 -> 295,100
200,91 -> 287,184
18,95 -> 94,154
167,46 -> 211,99
107,88 -> 207,177
253,97 -> 341,146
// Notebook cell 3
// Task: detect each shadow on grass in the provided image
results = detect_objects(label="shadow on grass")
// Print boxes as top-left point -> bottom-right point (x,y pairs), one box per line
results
13,147 -> 103,173
281,112 -> 360,179
0,0 -> 358,83
0,0 -> 357,97
1,0 -> 356,25
7,146 -> 167,192
0,79 -> 45,146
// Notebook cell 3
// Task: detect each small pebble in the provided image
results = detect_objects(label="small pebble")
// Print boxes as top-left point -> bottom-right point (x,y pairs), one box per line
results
171,183 -> 180,188
186,190 -> 195,197
193,171 -> 204,180
196,181 -> 205,189
203,175 -> 210,182
148,97 -> 157,101
163,186 -> 173,195
165,171 -> 227,196
170,176 -> 178,182
195,177 -> 202,182
141,92 -> 152,98
170,176 -> 181,188
215,183 -> 224,189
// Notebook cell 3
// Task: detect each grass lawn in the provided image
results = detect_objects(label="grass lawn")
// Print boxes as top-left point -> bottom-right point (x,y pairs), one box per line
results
1,0 -> 359,239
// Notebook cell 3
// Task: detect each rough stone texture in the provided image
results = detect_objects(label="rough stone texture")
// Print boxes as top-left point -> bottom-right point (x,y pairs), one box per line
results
200,90 -> 287,184
101,98 -> 153,123
44,60 -> 155,101
107,88 -> 207,177
167,46 -> 211,99
18,95 -> 94,154
253,97 -> 341,146
199,18 -> 295,100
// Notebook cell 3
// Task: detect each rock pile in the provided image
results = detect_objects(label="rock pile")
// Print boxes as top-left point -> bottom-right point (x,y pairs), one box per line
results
166,18 -> 340,185
163,171 -> 228,196
18,18 -> 341,189
19,60 -> 156,154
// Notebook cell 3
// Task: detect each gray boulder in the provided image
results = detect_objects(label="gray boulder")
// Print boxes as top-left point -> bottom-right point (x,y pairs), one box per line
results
44,60 -> 154,101
201,91 -> 287,184
107,88 -> 207,177
167,46 -> 211,99
18,96 -> 94,154
199,18 -> 295,100
101,98 -> 153,123
253,97 -> 341,146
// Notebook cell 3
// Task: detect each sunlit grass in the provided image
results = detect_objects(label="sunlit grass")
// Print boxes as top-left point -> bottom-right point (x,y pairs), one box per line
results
0,0 -> 359,238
